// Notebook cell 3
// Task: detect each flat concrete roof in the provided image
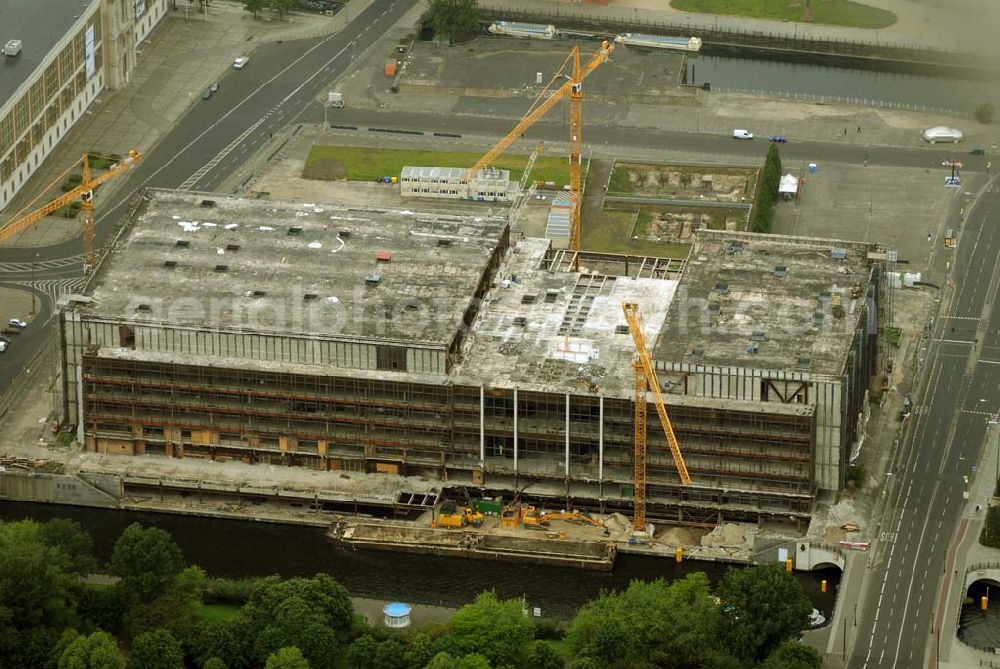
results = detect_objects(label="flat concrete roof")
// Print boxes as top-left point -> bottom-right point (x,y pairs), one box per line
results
0,0 -> 90,107
454,237 -> 679,398
654,230 -> 877,376
86,189 -> 508,346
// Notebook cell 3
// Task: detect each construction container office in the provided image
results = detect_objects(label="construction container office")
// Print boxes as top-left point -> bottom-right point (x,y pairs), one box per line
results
400,166 -> 516,202
58,189 -> 884,527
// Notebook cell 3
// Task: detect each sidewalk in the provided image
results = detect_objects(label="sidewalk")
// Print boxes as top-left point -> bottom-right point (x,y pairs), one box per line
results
479,0 -> 985,53
0,2 -> 349,249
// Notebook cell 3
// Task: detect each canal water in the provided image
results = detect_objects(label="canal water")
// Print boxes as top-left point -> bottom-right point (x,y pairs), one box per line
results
959,581 -> 1000,652
0,502 -> 840,619
686,55 -> 1000,115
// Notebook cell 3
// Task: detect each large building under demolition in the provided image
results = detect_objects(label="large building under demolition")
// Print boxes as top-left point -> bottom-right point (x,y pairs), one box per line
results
58,189 -> 883,526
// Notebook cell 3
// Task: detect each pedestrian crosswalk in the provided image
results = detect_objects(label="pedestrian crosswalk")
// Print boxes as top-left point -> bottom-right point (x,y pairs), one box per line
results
0,255 -> 84,272
7,277 -> 86,303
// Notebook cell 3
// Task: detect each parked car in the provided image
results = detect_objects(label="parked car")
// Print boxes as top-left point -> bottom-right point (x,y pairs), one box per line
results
210,82 -> 219,93
201,88 -> 212,100
969,147 -> 986,156
732,129 -> 754,140
768,135 -> 787,143
8,318 -> 27,329
233,57 -> 248,69
0,335 -> 9,344
0,340 -> 7,353
922,126 -> 963,143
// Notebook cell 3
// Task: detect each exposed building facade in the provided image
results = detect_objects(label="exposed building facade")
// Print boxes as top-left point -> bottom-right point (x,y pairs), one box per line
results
58,190 -> 884,526
0,0 -> 168,212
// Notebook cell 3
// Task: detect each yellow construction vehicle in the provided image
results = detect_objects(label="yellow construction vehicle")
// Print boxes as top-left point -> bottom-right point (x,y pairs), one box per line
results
538,510 -> 606,530
499,502 -> 547,530
431,500 -> 484,529
623,302 -> 693,534
0,151 -> 143,273
466,41 -> 614,252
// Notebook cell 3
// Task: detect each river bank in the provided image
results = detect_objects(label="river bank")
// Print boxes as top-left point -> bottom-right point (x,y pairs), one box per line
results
0,499 -> 841,618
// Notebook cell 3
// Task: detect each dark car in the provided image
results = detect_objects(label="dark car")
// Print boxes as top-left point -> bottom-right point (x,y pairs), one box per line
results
202,88 -> 212,100
768,135 -> 787,143
969,147 -> 986,156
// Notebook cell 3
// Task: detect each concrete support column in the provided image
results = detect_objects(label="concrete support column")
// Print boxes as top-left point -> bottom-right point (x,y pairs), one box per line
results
598,394 -> 604,481
479,385 -> 485,468
565,393 -> 571,477
513,388 -> 518,474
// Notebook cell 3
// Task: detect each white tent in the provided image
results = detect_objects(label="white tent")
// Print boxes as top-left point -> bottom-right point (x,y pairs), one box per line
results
779,173 -> 799,200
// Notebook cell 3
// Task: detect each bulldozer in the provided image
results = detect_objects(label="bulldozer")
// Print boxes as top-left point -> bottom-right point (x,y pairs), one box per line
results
431,500 -> 485,529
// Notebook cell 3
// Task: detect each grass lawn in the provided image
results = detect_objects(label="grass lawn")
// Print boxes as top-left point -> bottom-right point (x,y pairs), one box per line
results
583,209 -> 690,257
670,0 -> 896,29
195,603 -> 242,623
304,145 -> 571,186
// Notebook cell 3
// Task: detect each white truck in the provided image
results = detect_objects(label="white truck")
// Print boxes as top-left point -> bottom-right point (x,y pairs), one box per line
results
328,91 -> 344,108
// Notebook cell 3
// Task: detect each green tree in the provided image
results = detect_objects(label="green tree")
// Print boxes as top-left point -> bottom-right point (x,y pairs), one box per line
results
567,574 -> 723,668
247,575 -> 352,641
0,520 -> 80,629
974,101 -> 995,124
375,638 -> 406,669
760,640 -> 822,669
123,590 -> 198,640
423,0 -> 479,41
751,143 -> 783,233
403,633 -> 436,669
424,652 -> 459,669
202,659 -> 229,669
528,641 -> 563,669
109,524 -> 184,603
58,631 -> 125,669
243,0 -> 266,18
566,659 -> 601,669
716,564 -> 812,664
78,584 -> 127,633
130,630 -> 184,669
450,592 -> 533,667
269,0 -> 296,18
457,654 -> 492,669
265,646 -> 310,669
251,595 -> 340,668
191,617 -> 255,669
37,519 -> 98,576
345,634 -> 379,669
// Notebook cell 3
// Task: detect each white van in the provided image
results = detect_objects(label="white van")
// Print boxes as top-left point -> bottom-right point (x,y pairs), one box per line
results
732,129 -> 754,140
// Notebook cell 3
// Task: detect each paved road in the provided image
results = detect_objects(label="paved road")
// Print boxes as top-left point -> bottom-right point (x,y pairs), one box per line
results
0,0 -> 418,395
314,107 -> 987,173
852,178 -> 1000,667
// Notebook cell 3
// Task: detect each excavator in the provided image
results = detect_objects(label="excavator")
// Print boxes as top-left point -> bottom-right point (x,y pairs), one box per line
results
431,500 -> 485,529
502,502 -> 607,534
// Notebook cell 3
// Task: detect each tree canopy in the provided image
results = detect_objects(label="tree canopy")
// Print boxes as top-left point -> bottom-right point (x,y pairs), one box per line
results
265,646 -> 311,669
450,591 -> 534,667
423,0 -> 480,41
717,564 -> 812,664
109,524 -> 184,603
130,630 -> 185,669
57,631 -> 125,669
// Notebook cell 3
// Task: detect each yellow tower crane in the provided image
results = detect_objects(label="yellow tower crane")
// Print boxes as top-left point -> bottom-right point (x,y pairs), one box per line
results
465,40 -> 614,251
0,150 -> 143,272
623,302 -> 692,533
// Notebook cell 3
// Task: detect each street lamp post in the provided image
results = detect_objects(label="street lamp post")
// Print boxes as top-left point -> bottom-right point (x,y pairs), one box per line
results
30,254 -> 38,315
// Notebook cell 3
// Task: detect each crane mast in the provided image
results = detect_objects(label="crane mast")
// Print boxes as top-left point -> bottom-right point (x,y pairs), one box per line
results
623,302 -> 693,532
466,41 -> 613,251
0,150 -> 142,272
